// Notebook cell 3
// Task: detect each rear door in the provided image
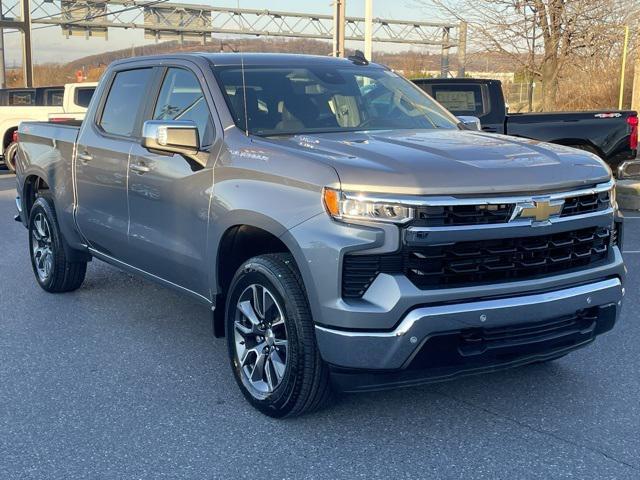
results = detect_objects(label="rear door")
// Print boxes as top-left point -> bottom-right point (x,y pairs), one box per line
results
75,67 -> 157,260
126,64 -> 219,297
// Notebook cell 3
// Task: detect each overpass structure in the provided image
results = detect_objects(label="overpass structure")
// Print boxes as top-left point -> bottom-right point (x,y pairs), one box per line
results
0,0 -> 467,87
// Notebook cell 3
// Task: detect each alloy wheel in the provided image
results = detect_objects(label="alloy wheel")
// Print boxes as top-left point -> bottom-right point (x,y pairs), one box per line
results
233,283 -> 288,396
31,212 -> 54,282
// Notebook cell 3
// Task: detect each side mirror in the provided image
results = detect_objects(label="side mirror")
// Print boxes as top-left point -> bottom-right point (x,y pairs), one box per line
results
457,116 -> 482,131
142,120 -> 199,155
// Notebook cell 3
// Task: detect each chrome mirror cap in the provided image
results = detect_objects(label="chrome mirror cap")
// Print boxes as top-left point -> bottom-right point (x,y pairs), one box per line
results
141,120 -> 199,156
457,115 -> 482,131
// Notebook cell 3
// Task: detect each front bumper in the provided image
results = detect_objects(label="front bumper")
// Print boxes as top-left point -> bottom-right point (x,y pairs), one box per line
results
316,277 -> 623,392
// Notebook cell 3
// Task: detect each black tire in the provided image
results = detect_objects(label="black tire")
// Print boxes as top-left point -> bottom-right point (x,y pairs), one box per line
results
225,253 -> 332,417
28,196 -> 87,293
4,141 -> 18,173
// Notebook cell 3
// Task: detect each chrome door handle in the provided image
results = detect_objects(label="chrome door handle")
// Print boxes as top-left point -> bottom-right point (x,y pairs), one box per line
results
129,163 -> 151,174
77,152 -> 93,163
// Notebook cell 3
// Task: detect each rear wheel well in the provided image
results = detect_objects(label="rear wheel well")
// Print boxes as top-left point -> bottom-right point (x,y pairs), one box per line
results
3,127 -> 17,152
213,225 -> 290,337
24,175 -> 50,217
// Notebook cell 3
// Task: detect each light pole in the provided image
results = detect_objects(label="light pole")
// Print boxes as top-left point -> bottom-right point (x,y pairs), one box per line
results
364,0 -> 373,61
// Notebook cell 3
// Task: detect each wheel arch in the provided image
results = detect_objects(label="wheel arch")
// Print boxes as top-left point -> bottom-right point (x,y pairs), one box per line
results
2,125 -> 18,152
211,216 -> 313,338
549,138 -> 604,159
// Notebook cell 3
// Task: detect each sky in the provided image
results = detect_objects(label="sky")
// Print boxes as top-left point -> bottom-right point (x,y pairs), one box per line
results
1,0 -> 440,66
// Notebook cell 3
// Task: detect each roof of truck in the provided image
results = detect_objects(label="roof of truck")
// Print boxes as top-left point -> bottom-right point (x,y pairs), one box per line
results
112,52 -> 384,68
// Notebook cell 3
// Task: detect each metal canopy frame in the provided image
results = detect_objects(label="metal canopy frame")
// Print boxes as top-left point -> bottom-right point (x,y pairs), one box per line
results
1,0 -> 468,87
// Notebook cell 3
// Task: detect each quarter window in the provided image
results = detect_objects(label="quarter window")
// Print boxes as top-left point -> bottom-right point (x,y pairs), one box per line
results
99,68 -> 153,137
154,68 -> 214,147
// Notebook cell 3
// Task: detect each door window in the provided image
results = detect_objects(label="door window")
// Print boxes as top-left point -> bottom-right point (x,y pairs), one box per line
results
99,68 -> 154,137
153,68 -> 214,147
75,87 -> 96,108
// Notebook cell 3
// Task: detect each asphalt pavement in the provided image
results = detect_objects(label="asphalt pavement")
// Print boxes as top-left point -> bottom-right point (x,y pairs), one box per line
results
1,170 -> 639,479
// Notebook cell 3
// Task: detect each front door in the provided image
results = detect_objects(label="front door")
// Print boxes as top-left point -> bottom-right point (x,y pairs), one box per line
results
75,67 -> 156,260
127,66 -> 217,297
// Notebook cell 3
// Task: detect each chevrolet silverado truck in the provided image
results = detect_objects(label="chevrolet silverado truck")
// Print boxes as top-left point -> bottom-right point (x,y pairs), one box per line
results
413,78 -> 638,177
1,82 -> 96,172
15,54 -> 625,417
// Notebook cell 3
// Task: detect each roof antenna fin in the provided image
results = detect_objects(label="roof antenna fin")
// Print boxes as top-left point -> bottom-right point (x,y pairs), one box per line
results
348,50 -> 369,65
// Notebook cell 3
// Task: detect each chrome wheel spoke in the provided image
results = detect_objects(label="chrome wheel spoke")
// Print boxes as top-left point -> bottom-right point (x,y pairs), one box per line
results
35,216 -> 47,239
270,315 -> 285,328
269,350 -> 286,381
252,284 -> 264,318
274,339 -> 288,350
234,320 -> 253,338
250,351 -> 267,383
265,358 -> 276,391
237,300 -> 261,329
234,282 -> 289,395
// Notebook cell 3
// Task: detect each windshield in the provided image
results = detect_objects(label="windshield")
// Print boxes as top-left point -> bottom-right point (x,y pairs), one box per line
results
213,64 -> 460,136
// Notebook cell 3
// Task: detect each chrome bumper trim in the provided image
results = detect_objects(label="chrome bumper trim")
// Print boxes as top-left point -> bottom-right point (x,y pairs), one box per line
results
318,278 -> 621,339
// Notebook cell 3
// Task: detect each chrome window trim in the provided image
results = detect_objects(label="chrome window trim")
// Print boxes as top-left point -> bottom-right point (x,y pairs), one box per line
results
341,179 -> 614,207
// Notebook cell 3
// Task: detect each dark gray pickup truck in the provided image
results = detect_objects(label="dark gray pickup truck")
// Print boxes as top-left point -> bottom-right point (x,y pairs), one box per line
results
15,53 -> 625,417
414,78 -> 638,176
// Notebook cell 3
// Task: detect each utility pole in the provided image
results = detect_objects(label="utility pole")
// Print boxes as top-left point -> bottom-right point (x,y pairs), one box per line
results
619,25 -> 630,110
364,0 -> 372,61
0,0 -> 33,87
0,0 -> 5,88
456,21 -> 467,77
440,27 -> 450,77
332,0 -> 346,57
632,40 -> 640,114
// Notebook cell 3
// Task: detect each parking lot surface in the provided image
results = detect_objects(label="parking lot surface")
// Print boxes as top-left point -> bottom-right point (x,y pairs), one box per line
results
1,171 -> 639,479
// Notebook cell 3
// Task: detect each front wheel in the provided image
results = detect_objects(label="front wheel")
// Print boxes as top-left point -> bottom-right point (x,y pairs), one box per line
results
28,196 -> 87,293
225,253 -> 332,417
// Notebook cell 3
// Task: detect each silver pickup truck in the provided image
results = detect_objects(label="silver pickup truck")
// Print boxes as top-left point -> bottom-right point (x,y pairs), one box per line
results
14,53 -> 625,417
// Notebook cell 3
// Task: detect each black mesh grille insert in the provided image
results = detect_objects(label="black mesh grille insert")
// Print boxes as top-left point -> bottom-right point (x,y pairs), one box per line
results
341,227 -> 611,298
414,204 -> 514,227
561,191 -> 610,217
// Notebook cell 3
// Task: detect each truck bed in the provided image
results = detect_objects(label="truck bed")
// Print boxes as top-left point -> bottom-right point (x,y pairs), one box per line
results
17,121 -> 80,241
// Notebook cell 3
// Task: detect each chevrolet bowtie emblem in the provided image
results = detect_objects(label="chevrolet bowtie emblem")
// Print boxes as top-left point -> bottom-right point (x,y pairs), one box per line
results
511,198 -> 564,223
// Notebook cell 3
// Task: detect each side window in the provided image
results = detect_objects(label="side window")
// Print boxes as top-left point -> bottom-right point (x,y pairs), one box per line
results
430,84 -> 487,117
47,89 -> 64,106
76,87 -> 95,108
99,68 -> 153,137
153,68 -> 214,147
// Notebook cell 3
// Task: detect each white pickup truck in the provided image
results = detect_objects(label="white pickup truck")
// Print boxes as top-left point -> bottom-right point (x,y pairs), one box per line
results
0,82 -> 96,172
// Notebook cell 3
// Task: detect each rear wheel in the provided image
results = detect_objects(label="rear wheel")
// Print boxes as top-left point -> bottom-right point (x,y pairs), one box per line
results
225,253 -> 332,417
28,196 -> 87,293
4,141 -> 18,173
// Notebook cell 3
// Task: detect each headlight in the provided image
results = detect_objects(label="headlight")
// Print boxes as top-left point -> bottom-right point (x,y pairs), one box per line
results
323,188 -> 414,224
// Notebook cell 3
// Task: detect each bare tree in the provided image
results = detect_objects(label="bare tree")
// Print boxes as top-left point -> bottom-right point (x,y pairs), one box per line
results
416,0 -> 637,110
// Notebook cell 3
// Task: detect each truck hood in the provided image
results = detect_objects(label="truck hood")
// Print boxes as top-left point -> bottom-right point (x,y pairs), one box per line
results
265,129 -> 611,195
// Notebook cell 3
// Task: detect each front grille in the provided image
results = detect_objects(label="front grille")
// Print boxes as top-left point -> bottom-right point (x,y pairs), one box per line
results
561,191 -> 610,217
341,227 -> 611,298
414,204 -> 514,227
412,189 -> 610,227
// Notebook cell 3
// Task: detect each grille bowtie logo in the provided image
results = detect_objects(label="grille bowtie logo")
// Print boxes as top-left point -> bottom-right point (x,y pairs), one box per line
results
511,198 -> 564,223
